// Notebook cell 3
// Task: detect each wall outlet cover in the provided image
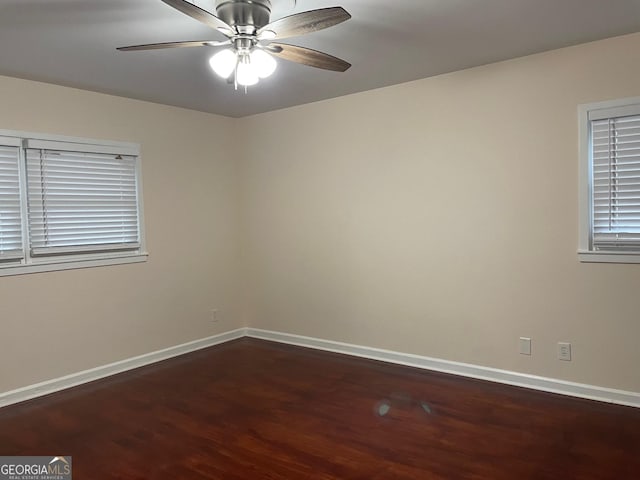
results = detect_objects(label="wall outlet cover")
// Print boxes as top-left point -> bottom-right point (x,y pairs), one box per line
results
519,337 -> 532,356
558,342 -> 572,361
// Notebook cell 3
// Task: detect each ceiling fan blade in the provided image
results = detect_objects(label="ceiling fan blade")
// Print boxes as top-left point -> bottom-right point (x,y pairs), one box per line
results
258,7 -> 351,40
160,0 -> 235,36
267,43 -> 351,72
117,40 -> 230,52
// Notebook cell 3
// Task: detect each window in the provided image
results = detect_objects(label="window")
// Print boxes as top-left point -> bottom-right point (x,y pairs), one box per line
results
0,130 -> 146,276
579,97 -> 640,263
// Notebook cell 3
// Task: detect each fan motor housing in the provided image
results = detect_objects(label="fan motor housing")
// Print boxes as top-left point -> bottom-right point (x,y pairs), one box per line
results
215,0 -> 272,29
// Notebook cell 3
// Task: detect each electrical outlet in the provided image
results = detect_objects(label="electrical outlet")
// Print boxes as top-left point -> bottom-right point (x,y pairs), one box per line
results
519,337 -> 532,355
211,309 -> 219,323
558,342 -> 572,361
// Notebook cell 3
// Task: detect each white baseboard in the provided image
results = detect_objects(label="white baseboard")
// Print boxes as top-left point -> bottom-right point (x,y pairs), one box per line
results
0,328 -> 247,409
3,326 -> 639,410
246,328 -> 640,408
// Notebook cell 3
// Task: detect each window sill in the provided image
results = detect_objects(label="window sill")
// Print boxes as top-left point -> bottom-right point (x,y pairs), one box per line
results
0,253 -> 148,277
578,251 -> 640,264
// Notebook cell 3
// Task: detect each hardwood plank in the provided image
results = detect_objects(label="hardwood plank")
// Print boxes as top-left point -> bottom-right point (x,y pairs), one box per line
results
0,338 -> 638,479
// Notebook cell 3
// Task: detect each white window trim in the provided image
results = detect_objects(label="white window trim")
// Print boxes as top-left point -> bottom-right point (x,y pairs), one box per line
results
0,129 -> 148,277
0,129 -> 140,156
578,96 -> 640,264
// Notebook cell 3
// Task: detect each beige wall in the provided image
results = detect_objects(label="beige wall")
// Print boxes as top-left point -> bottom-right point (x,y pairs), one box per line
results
0,76 -> 242,393
3,32 -> 640,397
240,32 -> 640,393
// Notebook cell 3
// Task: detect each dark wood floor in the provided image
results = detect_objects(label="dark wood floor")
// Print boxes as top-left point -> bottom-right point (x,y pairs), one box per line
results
1,338 -> 639,479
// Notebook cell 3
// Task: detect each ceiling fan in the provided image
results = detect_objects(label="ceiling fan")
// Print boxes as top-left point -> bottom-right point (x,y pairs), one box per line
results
118,0 -> 352,88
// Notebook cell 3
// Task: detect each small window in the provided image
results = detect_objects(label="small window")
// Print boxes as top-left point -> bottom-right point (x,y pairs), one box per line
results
0,131 -> 147,276
579,97 -> 640,263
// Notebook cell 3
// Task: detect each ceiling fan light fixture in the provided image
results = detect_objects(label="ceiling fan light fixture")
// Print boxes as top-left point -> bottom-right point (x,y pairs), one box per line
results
209,48 -> 237,78
119,1 -> 352,91
236,56 -> 259,86
250,49 -> 277,78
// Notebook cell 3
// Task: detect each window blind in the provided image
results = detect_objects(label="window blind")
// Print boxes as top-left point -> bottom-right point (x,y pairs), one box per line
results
0,143 -> 23,260
25,148 -> 140,256
591,114 -> 640,250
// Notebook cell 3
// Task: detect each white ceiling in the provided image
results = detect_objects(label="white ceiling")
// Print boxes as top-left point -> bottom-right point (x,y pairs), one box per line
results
1,0 -> 640,118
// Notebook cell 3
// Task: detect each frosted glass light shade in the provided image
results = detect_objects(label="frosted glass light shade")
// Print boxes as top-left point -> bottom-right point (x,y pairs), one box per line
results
236,59 -> 259,86
250,49 -> 277,78
259,30 -> 276,40
209,49 -> 237,79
